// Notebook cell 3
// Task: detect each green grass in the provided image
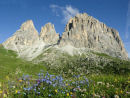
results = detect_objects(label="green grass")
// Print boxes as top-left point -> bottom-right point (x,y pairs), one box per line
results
0,45 -> 130,97
0,45 -> 48,82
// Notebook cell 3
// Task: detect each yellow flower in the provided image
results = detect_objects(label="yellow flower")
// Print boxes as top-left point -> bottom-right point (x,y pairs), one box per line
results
19,80 -> 22,82
70,92 -> 73,95
3,93 -> 7,98
115,91 -> 118,94
0,90 -> 3,94
15,90 -> 18,94
114,79 -> 117,82
6,76 -> 9,80
20,86 -> 23,89
120,90 -> 123,94
67,93 -> 69,96
66,84 -> 68,86
55,89 -> 58,93
0,82 -> 1,87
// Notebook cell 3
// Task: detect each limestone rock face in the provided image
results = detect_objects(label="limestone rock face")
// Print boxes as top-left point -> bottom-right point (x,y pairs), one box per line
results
60,13 -> 128,59
2,13 -> 128,60
2,20 -> 39,52
40,23 -> 59,45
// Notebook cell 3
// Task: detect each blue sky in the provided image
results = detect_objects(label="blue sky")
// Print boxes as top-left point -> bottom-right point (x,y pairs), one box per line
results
0,0 -> 130,57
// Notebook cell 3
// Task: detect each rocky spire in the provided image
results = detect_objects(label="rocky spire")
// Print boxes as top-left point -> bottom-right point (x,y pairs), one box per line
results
40,23 -> 59,45
20,20 -> 35,31
2,20 -> 39,52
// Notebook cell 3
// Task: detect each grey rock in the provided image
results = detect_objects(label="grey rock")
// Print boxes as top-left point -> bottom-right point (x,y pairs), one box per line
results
2,20 -> 39,52
59,13 -> 128,59
2,13 -> 128,60
40,23 -> 59,45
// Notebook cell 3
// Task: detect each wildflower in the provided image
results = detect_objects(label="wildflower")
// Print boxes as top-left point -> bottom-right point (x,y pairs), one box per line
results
37,92 -> 40,95
120,90 -> 123,94
126,92 -> 130,94
34,89 -> 36,92
12,86 -> 15,89
62,91 -> 65,94
114,79 -> 117,82
3,93 -> 7,98
81,94 -> 85,96
66,83 -> 68,86
48,94 -> 51,96
77,86 -> 80,89
106,83 -> 110,88
70,92 -> 73,95
114,95 -> 119,98
53,84 -> 56,87
55,89 -> 58,93
97,82 -> 103,85
0,82 -> 1,87
19,80 -> 22,82
83,88 -> 87,92
15,90 -> 18,94
115,91 -> 118,94
6,76 -> 9,80
0,90 -> 3,94
67,93 -> 69,96
94,94 -> 100,97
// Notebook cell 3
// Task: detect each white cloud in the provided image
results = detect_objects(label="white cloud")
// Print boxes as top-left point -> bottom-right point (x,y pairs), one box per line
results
63,5 -> 79,23
50,4 -> 79,24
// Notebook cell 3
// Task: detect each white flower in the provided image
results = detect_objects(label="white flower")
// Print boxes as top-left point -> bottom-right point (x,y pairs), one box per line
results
97,82 -> 103,85
114,95 -> 119,98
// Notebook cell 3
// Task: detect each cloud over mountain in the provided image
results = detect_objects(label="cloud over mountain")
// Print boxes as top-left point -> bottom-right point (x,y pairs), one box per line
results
50,4 -> 79,24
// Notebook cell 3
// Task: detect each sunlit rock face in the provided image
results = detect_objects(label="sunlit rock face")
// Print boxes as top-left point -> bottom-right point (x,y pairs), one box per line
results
40,23 -> 59,45
2,13 -> 128,60
2,20 -> 39,52
59,13 -> 128,59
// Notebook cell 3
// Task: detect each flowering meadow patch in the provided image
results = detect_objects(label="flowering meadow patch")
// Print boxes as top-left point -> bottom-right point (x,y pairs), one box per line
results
0,72 -> 129,98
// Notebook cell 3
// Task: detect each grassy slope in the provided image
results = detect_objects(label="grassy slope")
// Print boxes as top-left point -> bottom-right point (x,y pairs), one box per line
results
0,44 -> 130,80
0,45 -> 47,82
0,45 -> 130,97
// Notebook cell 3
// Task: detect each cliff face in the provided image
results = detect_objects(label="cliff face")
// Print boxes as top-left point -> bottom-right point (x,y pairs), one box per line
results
2,13 -> 128,60
2,20 -> 39,52
60,13 -> 128,59
40,23 -> 59,45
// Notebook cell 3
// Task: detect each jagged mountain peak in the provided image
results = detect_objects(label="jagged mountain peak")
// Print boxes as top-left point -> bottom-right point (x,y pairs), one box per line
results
2,13 -> 128,60
40,22 -> 59,45
20,20 -> 36,31
60,13 -> 128,59
40,22 -> 56,36
65,13 -> 97,31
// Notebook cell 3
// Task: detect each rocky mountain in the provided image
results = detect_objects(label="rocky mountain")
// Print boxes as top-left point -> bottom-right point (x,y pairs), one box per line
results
40,23 -> 59,45
60,13 -> 128,59
2,20 -> 39,52
2,13 -> 128,61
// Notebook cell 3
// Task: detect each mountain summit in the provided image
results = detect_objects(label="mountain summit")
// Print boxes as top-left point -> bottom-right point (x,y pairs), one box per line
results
60,13 -> 128,59
2,13 -> 128,60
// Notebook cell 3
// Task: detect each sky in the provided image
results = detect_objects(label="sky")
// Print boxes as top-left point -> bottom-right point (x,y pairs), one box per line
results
0,0 -> 130,57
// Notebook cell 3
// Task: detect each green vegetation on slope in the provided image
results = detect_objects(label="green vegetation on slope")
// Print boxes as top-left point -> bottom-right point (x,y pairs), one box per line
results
0,45 -> 130,97
0,45 -> 47,82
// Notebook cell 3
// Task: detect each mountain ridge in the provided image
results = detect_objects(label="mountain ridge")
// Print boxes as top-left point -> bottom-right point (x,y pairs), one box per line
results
2,13 -> 128,60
